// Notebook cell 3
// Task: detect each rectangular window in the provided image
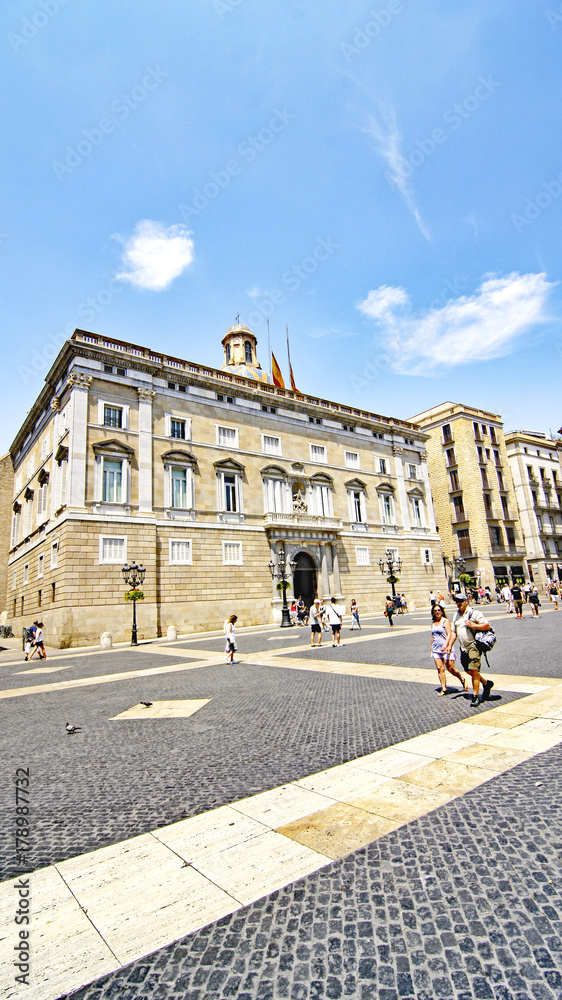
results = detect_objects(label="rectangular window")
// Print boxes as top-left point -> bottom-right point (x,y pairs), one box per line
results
408,464 -> 417,479
379,458 -> 387,474
37,483 -> 49,520
38,554 -> 44,579
264,477 -> 285,513
51,540 -> 59,569
497,470 -> 505,491
38,590 -> 41,608
217,425 -> 239,448
102,459 -> 122,503
484,492 -> 492,511
262,434 -> 282,456
421,548 -> 433,566
345,451 -> 360,469
453,494 -> 465,519
355,546 -> 370,566
23,564 -> 29,584
104,406 -> 122,428
351,490 -> 363,523
171,468 -> 188,508
411,497 -> 422,527
490,426 -> 497,444
449,470 -> 460,491
224,475 -> 238,512
506,526 -> 516,546
501,496 -> 509,518
310,444 -> 327,463
41,435 -> 50,459
222,540 -> 242,565
481,468 -> 490,490
457,528 -> 472,557
446,449 -> 456,467
169,539 -> 192,564
99,536 -> 126,564
442,424 -> 452,444
51,582 -> 56,602
170,419 -> 186,440
11,510 -> 21,547
381,494 -> 394,524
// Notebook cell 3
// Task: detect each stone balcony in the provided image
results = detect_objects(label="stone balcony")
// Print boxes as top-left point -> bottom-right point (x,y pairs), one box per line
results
263,512 -> 343,533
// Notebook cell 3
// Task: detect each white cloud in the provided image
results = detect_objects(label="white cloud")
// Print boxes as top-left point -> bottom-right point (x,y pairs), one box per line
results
357,272 -> 555,375
363,109 -> 431,240
115,220 -> 194,291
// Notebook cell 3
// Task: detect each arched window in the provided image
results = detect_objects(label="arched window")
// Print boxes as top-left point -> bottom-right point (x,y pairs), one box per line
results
244,341 -> 252,364
225,343 -> 231,364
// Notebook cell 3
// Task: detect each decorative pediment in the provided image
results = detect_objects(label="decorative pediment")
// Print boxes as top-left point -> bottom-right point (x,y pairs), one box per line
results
161,449 -> 198,465
13,501 -> 21,513
376,481 -> 395,494
92,438 -> 135,456
407,485 -> 425,498
291,462 -> 305,472
310,471 -> 333,484
38,468 -> 49,485
55,443 -> 69,465
260,465 -> 287,478
24,487 -> 34,501
214,457 -> 245,472
345,478 -> 367,490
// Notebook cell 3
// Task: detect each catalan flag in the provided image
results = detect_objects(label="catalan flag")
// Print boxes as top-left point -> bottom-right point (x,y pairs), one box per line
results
271,352 -> 285,388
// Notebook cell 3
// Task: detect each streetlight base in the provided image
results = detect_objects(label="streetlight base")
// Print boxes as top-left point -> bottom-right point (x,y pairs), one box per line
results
280,606 -> 294,627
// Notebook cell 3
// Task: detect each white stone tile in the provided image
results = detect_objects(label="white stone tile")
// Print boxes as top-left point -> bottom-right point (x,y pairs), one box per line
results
111,699 -> 210,720
392,735 -> 472,757
153,806 -> 268,862
349,748 -> 437,777
295,763 -> 392,800
192,830 -> 330,906
231,784 -> 336,828
483,730 -> 562,753
58,834 -> 240,964
0,867 -> 118,1000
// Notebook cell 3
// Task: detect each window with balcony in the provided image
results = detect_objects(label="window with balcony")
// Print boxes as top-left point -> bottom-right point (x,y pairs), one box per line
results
348,489 -> 365,523
170,467 -> 191,509
311,481 -> 334,517
497,470 -> 505,491
484,493 -> 493,513
473,422 -> 482,440
410,497 -> 423,527
170,419 -> 186,440
457,528 -> 472,557
453,494 -> 465,520
490,426 -> 497,444
501,496 -> 509,518
506,527 -> 516,548
490,525 -> 503,548
446,448 -> 456,468
379,492 -> 395,525
481,468 -> 490,490
494,450 -> 501,467
408,464 -> 417,479
224,475 -> 238,512
378,458 -> 387,474
263,476 -> 287,514
477,446 -> 485,463
449,470 -> 460,491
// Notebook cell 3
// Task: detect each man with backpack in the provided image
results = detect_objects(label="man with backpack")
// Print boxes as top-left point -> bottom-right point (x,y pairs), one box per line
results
445,593 -> 494,707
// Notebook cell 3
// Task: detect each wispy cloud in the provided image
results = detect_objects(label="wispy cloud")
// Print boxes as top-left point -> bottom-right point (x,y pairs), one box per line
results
115,220 -> 194,291
307,325 -> 357,340
362,108 -> 431,240
357,272 -> 556,375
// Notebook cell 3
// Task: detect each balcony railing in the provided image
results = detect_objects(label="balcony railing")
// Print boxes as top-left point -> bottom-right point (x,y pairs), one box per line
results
451,510 -> 468,524
263,512 -> 343,532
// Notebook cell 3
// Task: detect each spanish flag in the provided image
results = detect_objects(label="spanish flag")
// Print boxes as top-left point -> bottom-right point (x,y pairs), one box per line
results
289,361 -> 300,394
271,353 -> 285,389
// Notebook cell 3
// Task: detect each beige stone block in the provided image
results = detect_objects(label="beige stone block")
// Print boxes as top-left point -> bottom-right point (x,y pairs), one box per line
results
348,778 -> 453,823
444,743 -> 533,773
398,758 -> 497,795
276,802 -> 398,860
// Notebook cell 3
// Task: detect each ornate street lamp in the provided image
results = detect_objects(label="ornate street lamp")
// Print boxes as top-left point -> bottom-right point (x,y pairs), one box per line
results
121,560 -> 146,645
378,548 -> 402,599
268,548 -> 296,627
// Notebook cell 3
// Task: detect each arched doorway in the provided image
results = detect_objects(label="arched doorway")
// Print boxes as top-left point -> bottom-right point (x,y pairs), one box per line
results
292,552 -> 317,611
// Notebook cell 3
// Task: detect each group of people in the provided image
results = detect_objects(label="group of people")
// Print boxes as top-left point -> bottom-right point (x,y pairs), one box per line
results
23,621 -> 46,660
498,582 -> 544,617
309,597 -> 345,647
290,596 -> 363,631
430,594 -> 494,707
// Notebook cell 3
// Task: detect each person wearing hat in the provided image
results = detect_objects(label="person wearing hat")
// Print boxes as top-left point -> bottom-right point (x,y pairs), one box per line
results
445,592 -> 493,707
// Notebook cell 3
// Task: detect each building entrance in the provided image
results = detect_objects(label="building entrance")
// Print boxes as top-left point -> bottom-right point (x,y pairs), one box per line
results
292,552 -> 317,611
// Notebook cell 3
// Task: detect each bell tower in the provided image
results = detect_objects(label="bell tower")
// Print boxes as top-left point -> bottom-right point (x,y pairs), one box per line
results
221,322 -> 258,369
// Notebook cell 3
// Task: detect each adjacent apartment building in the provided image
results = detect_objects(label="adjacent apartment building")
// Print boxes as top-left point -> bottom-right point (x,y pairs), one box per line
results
505,429 -> 562,588
5,324 -> 447,646
410,402 -> 527,590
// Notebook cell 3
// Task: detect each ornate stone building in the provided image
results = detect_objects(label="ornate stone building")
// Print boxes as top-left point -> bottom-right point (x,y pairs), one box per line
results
410,402 -> 528,590
505,429 -> 562,588
5,324 -> 446,646
0,452 -> 14,623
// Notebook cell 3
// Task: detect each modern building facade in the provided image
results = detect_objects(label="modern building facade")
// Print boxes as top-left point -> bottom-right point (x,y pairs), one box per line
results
505,429 -> 562,588
410,402 -> 528,590
4,325 -> 447,647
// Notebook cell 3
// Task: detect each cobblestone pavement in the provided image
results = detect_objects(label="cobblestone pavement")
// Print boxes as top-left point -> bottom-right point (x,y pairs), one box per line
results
0,649 -> 199,690
1,657 -> 523,882
67,744 -> 562,1000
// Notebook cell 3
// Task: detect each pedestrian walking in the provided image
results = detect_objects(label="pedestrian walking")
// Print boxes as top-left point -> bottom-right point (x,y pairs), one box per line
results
325,597 -> 343,646
529,587 -> 541,617
511,582 -> 523,618
350,599 -> 361,629
429,590 -> 436,609
400,593 -> 408,613
310,598 -> 323,647
523,582 -> 532,603
296,596 -> 306,625
224,614 -> 238,662
28,621 -> 47,660
384,595 -> 395,626
430,604 -> 469,697
445,593 -> 494,707
549,581 -> 559,610
23,621 -> 38,660
501,583 -> 513,612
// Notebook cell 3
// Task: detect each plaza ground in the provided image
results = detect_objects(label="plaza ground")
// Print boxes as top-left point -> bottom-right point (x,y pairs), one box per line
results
1,603 -> 561,999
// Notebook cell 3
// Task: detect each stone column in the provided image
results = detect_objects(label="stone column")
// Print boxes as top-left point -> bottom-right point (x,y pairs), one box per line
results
331,542 -> 342,598
393,445 -> 410,530
419,449 -> 438,531
66,374 -> 91,511
319,543 -> 330,598
137,388 -> 155,516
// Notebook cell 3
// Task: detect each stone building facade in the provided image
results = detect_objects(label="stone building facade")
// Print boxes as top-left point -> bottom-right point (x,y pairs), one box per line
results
0,452 -> 14,622
5,325 -> 447,647
410,402 -> 528,590
505,429 -> 562,589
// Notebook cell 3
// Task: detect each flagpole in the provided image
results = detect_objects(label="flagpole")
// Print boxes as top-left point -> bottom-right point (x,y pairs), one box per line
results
286,324 -> 291,374
267,316 -> 272,377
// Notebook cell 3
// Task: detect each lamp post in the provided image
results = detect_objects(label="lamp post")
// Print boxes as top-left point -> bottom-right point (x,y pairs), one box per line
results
443,555 -> 466,594
268,547 -> 296,627
121,560 -> 146,645
378,548 -> 402,599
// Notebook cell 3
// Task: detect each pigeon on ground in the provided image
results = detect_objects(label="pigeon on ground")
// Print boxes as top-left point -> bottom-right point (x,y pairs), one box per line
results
140,701 -> 153,708
66,723 -> 81,734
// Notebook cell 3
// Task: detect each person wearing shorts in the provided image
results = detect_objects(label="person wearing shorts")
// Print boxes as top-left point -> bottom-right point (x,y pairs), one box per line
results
549,583 -> 559,610
511,583 -> 523,618
430,604 -> 468,696
310,599 -> 323,647
446,594 -> 494,707
529,588 -> 540,617
325,597 -> 343,646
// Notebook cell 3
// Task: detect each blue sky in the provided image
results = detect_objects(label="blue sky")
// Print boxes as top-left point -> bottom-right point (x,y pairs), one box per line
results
2,0 -> 561,453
